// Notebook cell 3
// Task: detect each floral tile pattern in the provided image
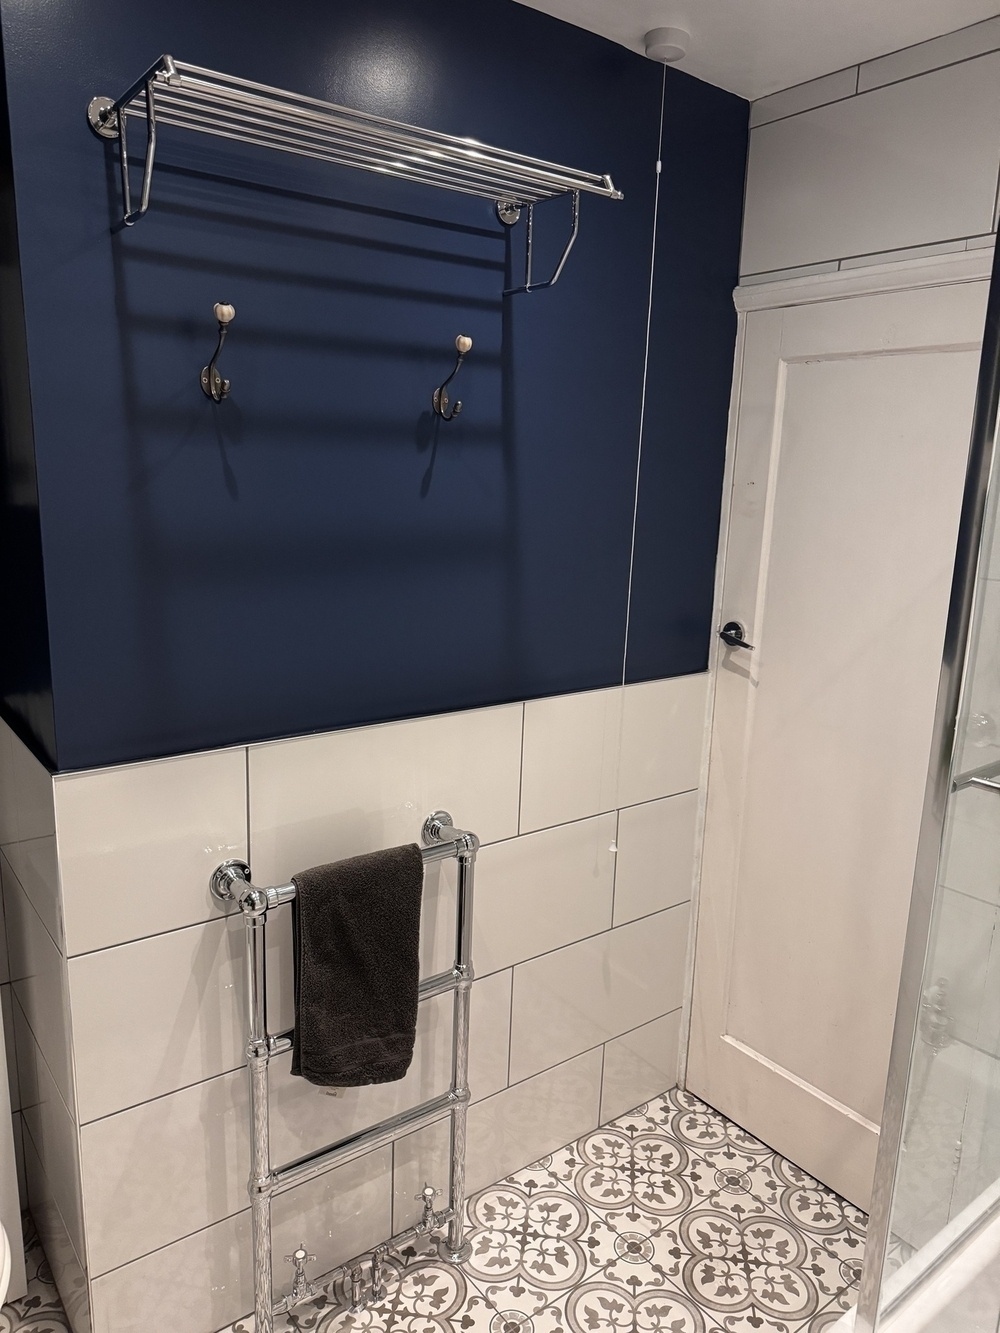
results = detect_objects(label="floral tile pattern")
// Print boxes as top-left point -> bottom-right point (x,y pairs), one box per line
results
461,1089 -> 866,1333
15,1087 -> 866,1333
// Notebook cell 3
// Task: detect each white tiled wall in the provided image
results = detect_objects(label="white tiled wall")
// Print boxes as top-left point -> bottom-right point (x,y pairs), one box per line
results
0,671 -> 707,1333
741,18 -> 1000,280
0,726 -> 56,1308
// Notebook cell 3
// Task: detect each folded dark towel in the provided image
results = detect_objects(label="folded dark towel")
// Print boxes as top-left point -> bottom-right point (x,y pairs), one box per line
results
290,844 -> 425,1087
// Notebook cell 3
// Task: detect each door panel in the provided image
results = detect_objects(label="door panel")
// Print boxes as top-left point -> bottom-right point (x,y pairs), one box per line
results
688,279 -> 987,1209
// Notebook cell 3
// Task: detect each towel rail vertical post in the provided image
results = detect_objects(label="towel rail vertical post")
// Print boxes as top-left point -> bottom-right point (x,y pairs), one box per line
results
245,887 -> 274,1333
439,835 -> 475,1263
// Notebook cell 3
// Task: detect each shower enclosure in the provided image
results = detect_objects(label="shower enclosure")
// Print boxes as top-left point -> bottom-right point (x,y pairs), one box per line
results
855,236 -> 1000,1331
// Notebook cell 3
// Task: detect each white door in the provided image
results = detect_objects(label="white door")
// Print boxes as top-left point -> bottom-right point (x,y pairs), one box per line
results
688,270 -> 989,1210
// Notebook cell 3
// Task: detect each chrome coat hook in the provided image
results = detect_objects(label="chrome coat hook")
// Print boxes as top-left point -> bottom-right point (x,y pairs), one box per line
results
432,335 -> 472,421
201,301 -> 235,401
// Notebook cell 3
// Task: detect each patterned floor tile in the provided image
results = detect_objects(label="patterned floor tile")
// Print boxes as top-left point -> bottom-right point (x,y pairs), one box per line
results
652,1207 -> 841,1331
461,1174 -> 622,1315
14,1087 -> 868,1333
545,1119 -> 703,1230
536,1280 -> 717,1333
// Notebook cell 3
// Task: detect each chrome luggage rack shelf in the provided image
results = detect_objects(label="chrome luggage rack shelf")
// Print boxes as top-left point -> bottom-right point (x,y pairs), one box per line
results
88,55 -> 624,294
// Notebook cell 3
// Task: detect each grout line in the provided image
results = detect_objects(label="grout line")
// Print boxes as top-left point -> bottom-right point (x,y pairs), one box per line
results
82,933 -> 689,1132
478,899 -> 691,984
855,65 -> 860,94
91,1014 -> 691,1286
490,1005 -> 684,1103
621,65 -> 667,688
0,849 -> 62,960
244,747 -> 251,868
515,703 -> 525,838
749,59 -> 859,126
752,88 -> 858,130
10,990 -> 76,1130
741,233 -> 987,283
609,807 -> 621,928
90,1134 -> 397,1282
19,1117 -> 89,1279
79,1062 -> 245,1127
90,1200 -> 253,1281
857,29 -> 1000,93
752,45 -> 1000,131
598,1039 -> 607,1121
77,945 -> 532,1126
517,788 -> 698,842
68,910 -> 231,961
70,780 -> 691,961
505,967 -> 514,1089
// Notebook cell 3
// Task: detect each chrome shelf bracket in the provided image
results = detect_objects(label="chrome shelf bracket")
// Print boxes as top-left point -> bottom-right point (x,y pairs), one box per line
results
502,190 -> 581,297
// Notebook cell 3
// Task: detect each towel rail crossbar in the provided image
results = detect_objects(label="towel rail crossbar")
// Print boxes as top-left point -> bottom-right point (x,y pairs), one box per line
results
261,964 -> 468,1057
272,1088 -> 468,1195
211,809 -> 479,1333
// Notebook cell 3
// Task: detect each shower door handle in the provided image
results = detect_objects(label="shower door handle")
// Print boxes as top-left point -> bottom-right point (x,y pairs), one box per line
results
719,621 -> 755,651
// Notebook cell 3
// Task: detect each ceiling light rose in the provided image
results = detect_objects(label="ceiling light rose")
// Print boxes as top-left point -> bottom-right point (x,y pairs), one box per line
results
644,27 -> 689,63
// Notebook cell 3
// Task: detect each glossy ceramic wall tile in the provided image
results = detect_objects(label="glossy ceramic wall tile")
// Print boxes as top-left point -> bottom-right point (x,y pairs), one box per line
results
507,905 -> 691,1084
473,815 -> 616,975
248,705 -> 523,881
54,749 -> 248,956
613,792 -> 698,926
13,1002 -> 84,1262
743,34 -> 1000,277
67,914 -> 264,1121
15,675 -> 704,1331
519,676 -> 706,833
2,859 -> 75,1118
0,723 -> 60,949
88,1147 -> 393,1333
599,1009 -> 682,1122
21,1128 -> 90,1333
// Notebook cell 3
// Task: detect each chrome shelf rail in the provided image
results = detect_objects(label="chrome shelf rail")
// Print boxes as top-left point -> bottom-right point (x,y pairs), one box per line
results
210,810 -> 479,1333
88,55 -> 623,291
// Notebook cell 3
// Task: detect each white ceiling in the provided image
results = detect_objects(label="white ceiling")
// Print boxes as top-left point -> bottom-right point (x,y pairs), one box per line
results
513,0 -> 1000,100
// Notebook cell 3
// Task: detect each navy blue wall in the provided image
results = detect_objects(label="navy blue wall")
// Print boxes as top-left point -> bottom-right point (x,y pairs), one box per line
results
0,0 -> 746,771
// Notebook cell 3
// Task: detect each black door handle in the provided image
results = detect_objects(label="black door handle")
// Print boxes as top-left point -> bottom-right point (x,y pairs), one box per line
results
719,621 -> 755,651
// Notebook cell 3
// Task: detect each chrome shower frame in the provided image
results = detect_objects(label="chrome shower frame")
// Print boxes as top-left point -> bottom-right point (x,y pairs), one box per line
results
855,238 -> 1000,1329
210,810 -> 479,1333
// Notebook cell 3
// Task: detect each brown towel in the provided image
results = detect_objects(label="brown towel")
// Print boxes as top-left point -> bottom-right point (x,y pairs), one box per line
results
290,844 -> 424,1087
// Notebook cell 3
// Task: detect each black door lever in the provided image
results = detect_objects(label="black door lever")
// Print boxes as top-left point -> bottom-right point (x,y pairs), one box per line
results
719,621 -> 755,650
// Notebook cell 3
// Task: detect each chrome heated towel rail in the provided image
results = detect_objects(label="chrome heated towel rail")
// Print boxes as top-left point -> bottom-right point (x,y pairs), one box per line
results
210,810 -> 479,1333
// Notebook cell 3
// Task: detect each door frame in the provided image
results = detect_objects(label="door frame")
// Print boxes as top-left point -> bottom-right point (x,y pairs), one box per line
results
677,241 -> 995,1111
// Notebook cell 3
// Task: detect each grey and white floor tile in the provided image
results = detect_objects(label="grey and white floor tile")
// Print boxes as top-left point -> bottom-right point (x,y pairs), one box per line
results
8,1088 -> 867,1333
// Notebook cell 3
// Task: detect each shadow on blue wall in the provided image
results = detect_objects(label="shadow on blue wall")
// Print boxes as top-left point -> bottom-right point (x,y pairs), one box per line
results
0,0 -> 746,770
